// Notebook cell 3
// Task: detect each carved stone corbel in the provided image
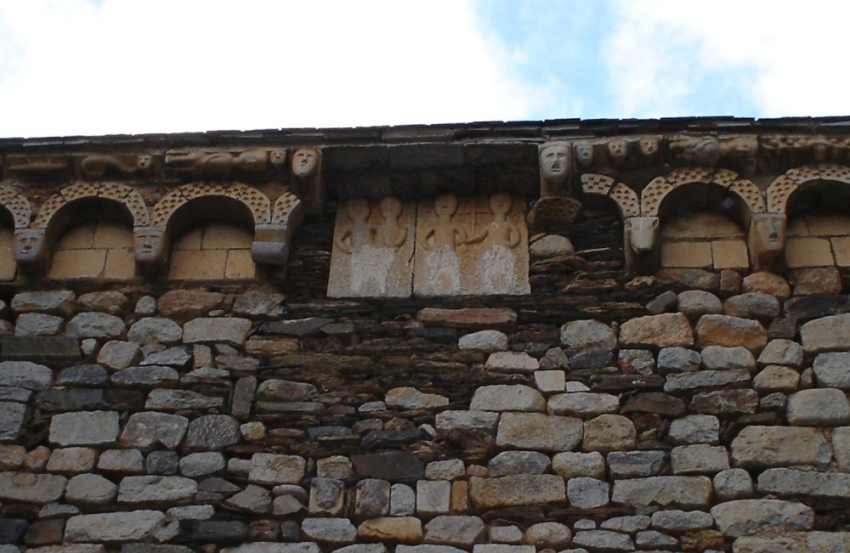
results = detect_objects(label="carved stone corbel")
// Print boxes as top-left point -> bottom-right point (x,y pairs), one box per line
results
134,227 -> 170,275
79,153 -> 154,179
252,193 -> 304,277
529,142 -> 581,228
623,216 -> 660,275
14,228 -> 51,276
748,213 -> 787,272
291,148 -> 324,215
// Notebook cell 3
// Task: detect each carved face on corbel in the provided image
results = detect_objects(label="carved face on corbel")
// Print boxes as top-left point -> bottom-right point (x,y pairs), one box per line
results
608,138 -> 628,165
540,144 -> 569,184
269,149 -> 287,168
749,214 -> 787,270
575,142 -> 595,167
639,136 -> 660,161
625,217 -> 660,254
292,149 -> 320,179
14,229 -> 48,266
134,228 -> 169,272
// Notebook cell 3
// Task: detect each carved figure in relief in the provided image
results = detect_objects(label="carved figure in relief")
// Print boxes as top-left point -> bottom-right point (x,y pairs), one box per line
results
291,148 -> 324,214
623,216 -> 660,274
607,138 -> 629,165
80,154 -> 153,178
166,149 -> 268,177
421,194 -> 465,296
575,142 -> 595,167
670,136 -> 721,166
465,193 -> 522,294
539,143 -> 570,197
639,136 -> 661,162
134,228 -> 169,273
14,229 -> 49,272
336,198 -> 393,296
748,213 -> 787,272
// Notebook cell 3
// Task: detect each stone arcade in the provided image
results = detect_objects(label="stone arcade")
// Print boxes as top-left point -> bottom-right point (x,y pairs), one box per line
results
1,118 -> 850,552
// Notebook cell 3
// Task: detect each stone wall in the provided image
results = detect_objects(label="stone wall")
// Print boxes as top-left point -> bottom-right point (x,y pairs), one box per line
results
1,120 -> 850,553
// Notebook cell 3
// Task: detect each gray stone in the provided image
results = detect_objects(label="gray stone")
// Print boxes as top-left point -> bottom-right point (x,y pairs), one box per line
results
753,365 -> 799,393
317,456 -> 353,480
0,403 -> 25,440
552,451 -> 605,479
261,317 -> 334,337
524,522 -> 572,549
458,330 -> 508,352
64,510 -> 171,542
309,478 -> 344,515
391,483 -> 416,516
714,468 -> 754,501
417,480 -> 450,515
534,370 -> 565,393
257,379 -> 317,401
636,530 -> 677,549
787,388 -> 850,425
657,347 -> 701,374
529,234 -> 574,257
167,504 -> 215,520
758,467 -> 850,499
758,339 -> 803,367
425,460 -> 464,481
560,320 -> 616,354
469,475 -> 565,509
813,352 -> 850,389
617,349 -> 655,376
185,415 -> 240,451
567,349 -> 613,369
611,476 -> 712,509
677,290 -> 722,318
145,389 -> 224,410
301,518 -> 357,545
488,451 -> 550,476
249,453 -> 306,485
57,364 -> 108,386
49,411 -> 119,446
222,545 -> 321,553
0,472 -> 66,504
121,412 -> 188,450
146,451 -> 179,475
14,313 -> 63,336
66,474 -> 118,506
539,347 -> 570,369
1,335 -> 81,365
599,515 -> 651,533
567,477 -> 609,508
671,444 -> 730,474
724,292 -> 780,319
142,347 -> 192,368
386,387 -> 449,409
485,351 -> 539,373
710,499 -> 813,537
98,449 -> 144,474
397,547 -> 466,553
650,509 -> 713,531
690,388 -> 759,415
117,475 -> 197,504
547,392 -> 619,417
572,530 -> 634,552
664,369 -> 750,393
66,312 -> 126,339
700,346 -> 755,372
226,484 -> 272,513
496,412 -> 582,451
424,516 -> 485,547
355,479 -> 390,517
646,290 -> 678,314
134,295 -> 157,316
112,365 -> 179,387
488,525 -> 523,543
470,385 -> 545,412
668,414 -> 719,444
731,426 -> 831,468
606,451 -> 666,478
800,314 -> 850,353
128,318 -> 183,345
180,452 -> 225,477
183,318 -> 252,346
11,290 -> 74,315
233,291 -> 285,317
472,546 -> 534,553
0,361 -> 52,390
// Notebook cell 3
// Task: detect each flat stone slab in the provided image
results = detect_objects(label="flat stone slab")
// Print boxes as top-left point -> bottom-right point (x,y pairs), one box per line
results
495,412 -> 582,452
221,545 -> 322,553
813,352 -> 850,389
469,475 -> 565,509
470,385 -> 545,412
249,453 -> 306,485
695,315 -> 767,351
611,476 -> 712,509
1,336 -> 81,365
710,499 -> 813,537
731,426 -> 831,468
801,314 -> 850,353
117,475 -> 197,503
0,471 -> 66,504
49,411 -> 119,446
183,318 -> 252,346
416,308 -> 517,328
619,313 -> 693,348
0,360 -> 53,390
758,468 -> 850,499
64,510 -> 169,542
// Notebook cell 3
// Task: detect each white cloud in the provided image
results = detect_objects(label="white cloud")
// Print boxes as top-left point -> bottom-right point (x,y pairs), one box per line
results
0,0 -> 534,137
604,0 -> 850,118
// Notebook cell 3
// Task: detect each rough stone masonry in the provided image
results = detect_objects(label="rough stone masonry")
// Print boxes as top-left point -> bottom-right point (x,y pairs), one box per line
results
1,118 -> 850,552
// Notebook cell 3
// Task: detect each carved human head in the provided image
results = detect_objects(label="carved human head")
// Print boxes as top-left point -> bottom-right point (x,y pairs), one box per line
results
292,148 -> 320,179
136,154 -> 153,170
608,138 -> 628,165
434,194 -> 458,218
749,214 -> 787,268
639,136 -> 660,160
489,193 -> 512,216
347,198 -> 371,222
575,142 -> 594,167
14,229 -> 47,265
134,227 -> 169,272
379,196 -> 403,219
540,143 -> 569,183
269,149 -> 287,168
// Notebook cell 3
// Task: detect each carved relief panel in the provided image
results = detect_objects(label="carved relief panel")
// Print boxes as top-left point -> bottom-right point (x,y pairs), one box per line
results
328,197 -> 415,298
413,193 -> 529,297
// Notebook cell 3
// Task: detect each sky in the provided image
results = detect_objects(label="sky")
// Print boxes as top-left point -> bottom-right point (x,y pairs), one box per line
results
0,0 -> 849,138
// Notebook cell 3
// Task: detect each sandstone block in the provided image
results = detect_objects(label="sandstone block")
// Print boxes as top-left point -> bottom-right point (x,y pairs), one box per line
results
469,385 -> 545,412
710,499 -> 813,537
695,315 -> 767,350
496,412 -> 581,451
713,468 -> 754,501
360,517 -> 423,544
249,453 -> 305,485
552,451 -> 605,479
671,444 -> 729,474
741,271 -> 791,298
619,313 -> 693,348
468,475 -> 565,509
731,426 -> 831,468
435,410 -> 499,431
753,365 -> 800,393
416,308 -> 516,328
582,414 -> 635,452
757,339 -> 803,367
524,522 -> 572,549
572,530 -> 634,552
611,476 -> 712,509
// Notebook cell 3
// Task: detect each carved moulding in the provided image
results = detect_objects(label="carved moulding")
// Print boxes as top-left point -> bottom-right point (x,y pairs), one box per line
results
413,193 -> 529,297
165,148 -> 285,179
252,192 -> 304,272
78,153 -> 154,179
290,148 -> 324,215
530,142 -> 581,228
17,182 -> 148,276
328,196 -> 415,298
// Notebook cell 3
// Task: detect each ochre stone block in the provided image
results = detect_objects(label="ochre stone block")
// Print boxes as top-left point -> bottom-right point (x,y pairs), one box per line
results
173,228 -> 203,250
169,250 -> 227,280
832,236 -> 850,267
58,225 -> 96,249
49,249 -> 106,279
92,223 -> 132,248
660,241 -> 712,269
0,228 -> 16,281
225,249 -> 256,279
786,237 -> 834,268
661,212 -> 744,239
103,248 -> 135,279
806,214 -> 850,236
203,224 -> 253,249
711,240 -> 749,270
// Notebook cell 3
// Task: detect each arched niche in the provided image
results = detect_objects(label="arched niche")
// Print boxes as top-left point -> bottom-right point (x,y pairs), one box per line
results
784,180 -> 850,269
656,181 -> 750,271
579,175 -> 632,266
164,195 -> 257,280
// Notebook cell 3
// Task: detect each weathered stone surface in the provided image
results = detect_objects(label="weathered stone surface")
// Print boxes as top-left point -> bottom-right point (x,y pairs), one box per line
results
249,453 -> 305,485
1,335 -> 81,365
127,317 -> 183,346
724,293 -> 780,319
398,546 -> 467,553
677,290 -> 722,318
11,290 -> 74,315
530,234 -> 574,257
567,477 -> 609,508
435,410 -> 498,431
386,387 -> 449,409
257,379 -> 317,402
800,314 -> 850,353
423,516 -> 484,546
758,467 -> 850,499
470,385 -> 545,412
657,347 -> 700,374
714,468 -> 754,501
352,452 -> 424,482
650,509 -> 713,532
689,388 -> 759,415
185,415 -> 240,451
121,412 -> 188,450
49,411 -> 119,446
741,271 -> 791,298
65,510 -> 170,542
700,346 -> 755,371
619,313 -> 693,348
669,414 -> 719,444
787,388 -> 850,425
552,451 -> 605,479
646,290 -> 677,314
794,266 -> 843,295
57,364 -> 108,386
617,349 -> 655,375
416,480 -> 450,515
112,365 -> 179,387
548,392 -> 619,417
226,484 -> 272,513
785,294 -> 850,321
524,522 -> 572,549
758,339 -> 803,367
572,530 -> 633,552
158,290 -> 227,321
468,475 -> 565,508
582,415 -> 635,452
232,291 -> 285,318
560,320 -> 616,354
710,499 -> 813,537
117,475 -> 197,504
813,352 -> 850,389
459,330 -> 508,352
180,452 -> 225,477
731,426 -> 831,468
15,313 -> 63,336
416,308 -> 516,328
754,365 -> 800,393
607,451 -> 666,478
664,369 -> 750,393
495,412 -> 581,452
0,361 -> 53,390
600,515 -> 651,533
488,451 -> 550,477
611,476 -> 712,509
671,444 -> 730,474
695,315 -> 767,350
143,346 -> 192,367
66,312 -> 125,339
301,518 -> 357,545
0,472 -> 66,504
485,351 -> 539,373
184,317 -> 252,346
359,517 -> 423,544
0,403 -> 25,440
65,473 -> 118,506
46,446 -> 96,473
